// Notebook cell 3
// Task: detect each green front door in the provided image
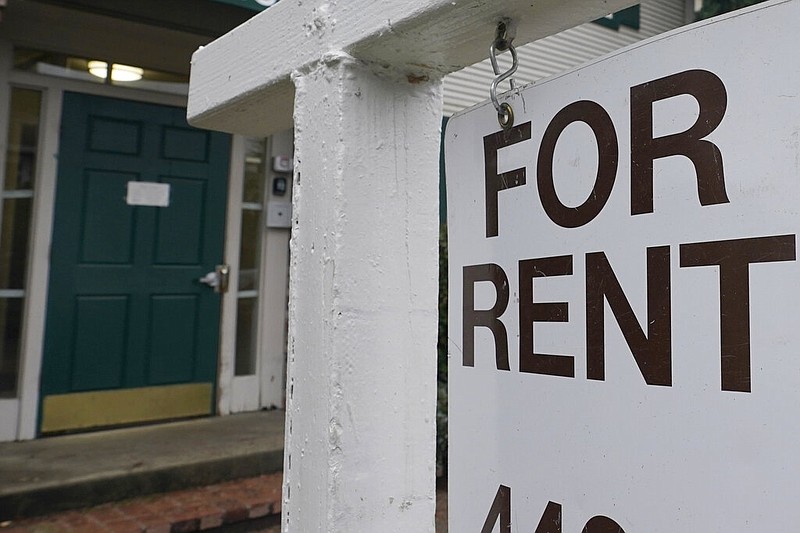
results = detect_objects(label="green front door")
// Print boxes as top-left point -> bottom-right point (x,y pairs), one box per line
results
40,93 -> 230,433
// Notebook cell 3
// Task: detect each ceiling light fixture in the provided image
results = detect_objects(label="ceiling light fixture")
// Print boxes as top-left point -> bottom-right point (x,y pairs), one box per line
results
87,61 -> 144,82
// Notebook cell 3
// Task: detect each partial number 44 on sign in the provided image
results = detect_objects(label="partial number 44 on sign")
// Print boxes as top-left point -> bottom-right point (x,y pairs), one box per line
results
445,1 -> 800,531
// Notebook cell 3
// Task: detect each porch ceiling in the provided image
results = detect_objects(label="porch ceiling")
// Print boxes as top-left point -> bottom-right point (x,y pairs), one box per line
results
23,0 -> 256,38
0,0 -> 256,75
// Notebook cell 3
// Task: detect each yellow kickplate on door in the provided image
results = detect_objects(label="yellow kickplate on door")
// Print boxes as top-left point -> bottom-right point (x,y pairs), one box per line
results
41,383 -> 213,433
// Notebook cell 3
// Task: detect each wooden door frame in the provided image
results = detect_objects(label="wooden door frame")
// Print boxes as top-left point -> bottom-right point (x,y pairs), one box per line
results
218,131 -> 292,414
257,130 -> 292,410
217,134 -> 246,414
0,40 -> 16,441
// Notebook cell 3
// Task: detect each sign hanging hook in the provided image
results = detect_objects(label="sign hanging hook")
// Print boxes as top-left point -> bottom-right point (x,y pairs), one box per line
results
490,19 -> 518,130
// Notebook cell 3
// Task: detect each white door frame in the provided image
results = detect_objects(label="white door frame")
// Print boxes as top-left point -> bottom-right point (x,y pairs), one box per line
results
0,40 -> 17,442
217,134 -> 247,415
257,130 -> 292,409
219,131 -> 292,414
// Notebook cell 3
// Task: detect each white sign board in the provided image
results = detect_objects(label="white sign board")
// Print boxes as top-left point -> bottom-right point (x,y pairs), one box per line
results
126,181 -> 170,207
445,1 -> 800,531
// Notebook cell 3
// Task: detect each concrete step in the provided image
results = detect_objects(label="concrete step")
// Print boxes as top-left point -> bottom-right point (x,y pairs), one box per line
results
0,411 -> 285,520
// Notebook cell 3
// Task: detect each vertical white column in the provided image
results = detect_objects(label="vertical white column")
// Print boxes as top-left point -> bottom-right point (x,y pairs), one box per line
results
283,53 -> 442,532
260,129 -> 294,409
218,134 -> 246,415
17,74 -> 63,440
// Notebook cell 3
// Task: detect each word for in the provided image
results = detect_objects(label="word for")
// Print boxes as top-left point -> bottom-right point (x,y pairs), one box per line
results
483,69 -> 728,236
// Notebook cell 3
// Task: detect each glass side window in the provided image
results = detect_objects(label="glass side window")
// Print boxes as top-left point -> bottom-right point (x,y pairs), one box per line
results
0,88 -> 42,398
235,138 -> 267,376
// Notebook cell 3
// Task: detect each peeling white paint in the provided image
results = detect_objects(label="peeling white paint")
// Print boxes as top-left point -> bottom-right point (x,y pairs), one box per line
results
187,0 -> 639,137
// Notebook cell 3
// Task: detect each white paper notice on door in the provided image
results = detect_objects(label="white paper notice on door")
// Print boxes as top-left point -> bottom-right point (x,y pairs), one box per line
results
126,182 -> 170,207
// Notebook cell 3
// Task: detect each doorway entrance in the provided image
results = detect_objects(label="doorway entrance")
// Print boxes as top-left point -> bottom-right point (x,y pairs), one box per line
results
39,92 -> 230,433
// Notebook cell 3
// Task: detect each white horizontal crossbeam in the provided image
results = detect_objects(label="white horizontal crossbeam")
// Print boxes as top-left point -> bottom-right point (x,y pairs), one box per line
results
187,0 -> 637,136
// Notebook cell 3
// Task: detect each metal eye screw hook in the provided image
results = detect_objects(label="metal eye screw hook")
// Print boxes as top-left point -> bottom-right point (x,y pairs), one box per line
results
490,19 -> 518,130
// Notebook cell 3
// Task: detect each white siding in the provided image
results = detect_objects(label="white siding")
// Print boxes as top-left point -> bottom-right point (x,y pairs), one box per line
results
443,0 -> 689,115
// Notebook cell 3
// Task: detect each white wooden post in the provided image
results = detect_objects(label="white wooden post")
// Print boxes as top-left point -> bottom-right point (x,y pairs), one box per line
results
187,1 -> 637,530
286,55 -> 442,531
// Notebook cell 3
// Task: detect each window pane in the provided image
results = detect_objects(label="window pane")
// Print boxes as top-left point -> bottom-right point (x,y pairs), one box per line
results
4,88 -> 41,190
238,210 -> 262,291
242,138 -> 266,203
235,138 -> 268,376
0,198 -> 33,290
0,298 -> 23,397
235,297 -> 258,376
0,87 -> 42,399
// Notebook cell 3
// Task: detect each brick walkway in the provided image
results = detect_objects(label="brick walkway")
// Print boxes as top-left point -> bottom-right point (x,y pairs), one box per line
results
0,475 -> 448,533
0,474 -> 282,533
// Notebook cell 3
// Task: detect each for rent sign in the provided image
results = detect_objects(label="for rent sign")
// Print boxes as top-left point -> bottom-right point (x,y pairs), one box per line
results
445,1 -> 800,531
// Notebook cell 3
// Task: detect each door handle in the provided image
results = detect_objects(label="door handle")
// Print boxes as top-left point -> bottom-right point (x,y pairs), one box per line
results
198,264 -> 230,294
216,264 -> 230,293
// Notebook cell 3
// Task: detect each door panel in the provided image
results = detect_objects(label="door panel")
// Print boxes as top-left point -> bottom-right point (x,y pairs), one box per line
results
80,170 -> 137,262
148,294 -> 198,384
154,176 -> 205,263
40,93 -> 230,433
71,295 -> 128,391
